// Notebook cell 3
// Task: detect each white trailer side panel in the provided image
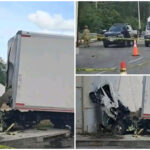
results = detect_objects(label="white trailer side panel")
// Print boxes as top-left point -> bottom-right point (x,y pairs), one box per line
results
118,76 -> 143,112
142,77 -> 150,118
14,33 -> 74,112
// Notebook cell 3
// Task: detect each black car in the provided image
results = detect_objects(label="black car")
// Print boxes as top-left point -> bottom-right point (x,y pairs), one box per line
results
103,23 -> 134,48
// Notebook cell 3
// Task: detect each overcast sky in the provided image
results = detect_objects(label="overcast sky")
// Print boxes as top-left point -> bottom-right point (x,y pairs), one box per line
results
0,1 -> 74,62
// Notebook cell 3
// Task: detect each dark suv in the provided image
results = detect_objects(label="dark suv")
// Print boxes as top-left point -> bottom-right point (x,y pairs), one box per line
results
103,23 -> 134,48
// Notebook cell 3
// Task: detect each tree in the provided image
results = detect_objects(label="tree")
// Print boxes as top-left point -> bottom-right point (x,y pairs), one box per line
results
78,2 -> 150,32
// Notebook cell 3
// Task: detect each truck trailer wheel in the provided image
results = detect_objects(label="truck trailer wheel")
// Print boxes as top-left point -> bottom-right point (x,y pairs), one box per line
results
112,121 -> 126,135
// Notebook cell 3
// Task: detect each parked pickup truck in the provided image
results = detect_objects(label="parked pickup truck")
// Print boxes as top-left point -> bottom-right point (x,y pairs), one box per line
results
103,23 -> 137,48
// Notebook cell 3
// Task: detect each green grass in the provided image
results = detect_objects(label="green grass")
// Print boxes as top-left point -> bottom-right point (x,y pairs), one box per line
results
0,145 -> 13,149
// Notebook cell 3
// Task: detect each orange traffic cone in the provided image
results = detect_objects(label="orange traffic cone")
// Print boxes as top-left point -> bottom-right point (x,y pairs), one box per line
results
132,39 -> 139,56
120,61 -> 127,74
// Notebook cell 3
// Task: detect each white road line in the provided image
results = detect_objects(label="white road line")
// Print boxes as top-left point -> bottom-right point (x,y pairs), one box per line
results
128,56 -> 144,64
100,57 -> 144,74
95,56 -> 144,74
99,67 -> 118,74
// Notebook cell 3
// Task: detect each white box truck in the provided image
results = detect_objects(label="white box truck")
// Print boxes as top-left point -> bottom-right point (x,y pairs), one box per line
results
0,31 -> 74,131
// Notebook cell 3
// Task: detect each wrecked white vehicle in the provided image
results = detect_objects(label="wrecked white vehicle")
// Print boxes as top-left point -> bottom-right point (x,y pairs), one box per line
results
89,81 -> 133,135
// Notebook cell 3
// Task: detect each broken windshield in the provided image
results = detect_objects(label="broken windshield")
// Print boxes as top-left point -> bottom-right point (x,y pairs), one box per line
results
102,84 -> 114,102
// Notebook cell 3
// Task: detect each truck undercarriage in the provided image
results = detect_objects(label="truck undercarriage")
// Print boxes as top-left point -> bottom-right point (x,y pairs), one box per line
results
0,109 -> 74,134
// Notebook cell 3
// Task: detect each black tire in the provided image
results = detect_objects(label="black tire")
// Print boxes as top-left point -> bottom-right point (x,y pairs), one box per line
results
112,120 -> 126,135
145,41 -> 149,47
103,41 -> 108,48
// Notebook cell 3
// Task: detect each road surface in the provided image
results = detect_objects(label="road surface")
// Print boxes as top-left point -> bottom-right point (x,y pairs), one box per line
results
76,40 -> 150,74
76,134 -> 150,148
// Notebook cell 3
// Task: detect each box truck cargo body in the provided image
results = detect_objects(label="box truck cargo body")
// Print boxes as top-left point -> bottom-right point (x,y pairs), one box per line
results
141,77 -> 150,119
7,31 -> 74,112
1,31 -> 74,131
118,76 -> 150,120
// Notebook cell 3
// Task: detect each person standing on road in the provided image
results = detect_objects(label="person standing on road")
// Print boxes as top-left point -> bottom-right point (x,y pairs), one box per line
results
83,25 -> 90,47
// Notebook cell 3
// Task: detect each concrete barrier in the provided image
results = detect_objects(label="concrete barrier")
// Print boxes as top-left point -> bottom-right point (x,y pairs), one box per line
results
0,129 -> 73,148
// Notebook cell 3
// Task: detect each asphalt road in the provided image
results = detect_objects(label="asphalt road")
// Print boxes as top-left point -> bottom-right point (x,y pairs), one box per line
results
76,40 -> 150,74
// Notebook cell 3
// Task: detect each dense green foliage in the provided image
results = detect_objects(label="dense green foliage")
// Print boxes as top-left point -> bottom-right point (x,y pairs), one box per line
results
0,61 -> 6,86
78,2 -> 150,32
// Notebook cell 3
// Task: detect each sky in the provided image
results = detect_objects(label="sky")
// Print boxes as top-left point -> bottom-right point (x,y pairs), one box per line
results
0,1 -> 74,62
